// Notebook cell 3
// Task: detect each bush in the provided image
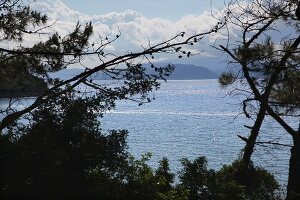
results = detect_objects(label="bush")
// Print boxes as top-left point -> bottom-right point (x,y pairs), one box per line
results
0,95 -> 283,200
178,157 -> 282,200
1,95 -> 129,199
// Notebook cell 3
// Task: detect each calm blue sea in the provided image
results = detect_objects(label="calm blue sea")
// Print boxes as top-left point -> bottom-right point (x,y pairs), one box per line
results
1,79 -> 297,184
101,80 -> 296,184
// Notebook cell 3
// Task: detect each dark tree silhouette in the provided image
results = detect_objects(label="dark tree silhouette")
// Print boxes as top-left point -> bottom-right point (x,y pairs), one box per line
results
218,0 -> 300,199
0,94 -> 130,199
0,0 -> 225,131
296,2 -> 300,20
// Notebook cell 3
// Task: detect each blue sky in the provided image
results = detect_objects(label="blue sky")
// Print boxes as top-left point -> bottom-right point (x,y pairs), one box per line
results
61,0 -> 225,20
29,0 -> 228,71
23,1 -> 297,73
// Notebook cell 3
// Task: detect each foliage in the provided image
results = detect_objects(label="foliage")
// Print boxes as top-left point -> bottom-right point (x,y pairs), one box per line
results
217,1 -> 300,198
218,0 -> 300,118
218,0 -> 299,133
271,69 -> 300,114
216,160 -> 281,200
0,93 -> 187,200
0,93 -> 283,200
0,0 -> 47,41
178,157 -> 215,200
0,0 -> 223,130
0,0 -> 289,199
218,71 -> 236,88
0,94 -> 129,199
178,157 -> 282,200
0,0 -> 93,80
0,64 -> 47,98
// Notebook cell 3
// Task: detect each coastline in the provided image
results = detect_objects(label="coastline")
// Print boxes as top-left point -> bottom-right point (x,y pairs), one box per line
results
0,89 -> 44,98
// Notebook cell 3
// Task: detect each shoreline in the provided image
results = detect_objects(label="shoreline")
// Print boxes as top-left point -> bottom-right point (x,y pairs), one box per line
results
0,89 -> 44,98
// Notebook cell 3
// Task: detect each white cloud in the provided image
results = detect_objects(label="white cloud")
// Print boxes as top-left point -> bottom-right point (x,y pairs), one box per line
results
31,1 -> 220,45
32,1 -> 89,22
5,0 -> 294,71
20,0 -> 228,68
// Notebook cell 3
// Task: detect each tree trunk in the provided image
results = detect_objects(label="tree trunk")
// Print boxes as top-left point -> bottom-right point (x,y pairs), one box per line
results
242,106 -> 267,166
286,132 -> 300,200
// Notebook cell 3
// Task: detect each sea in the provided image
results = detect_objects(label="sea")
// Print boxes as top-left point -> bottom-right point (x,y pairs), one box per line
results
1,79 -> 298,185
100,80 -> 297,185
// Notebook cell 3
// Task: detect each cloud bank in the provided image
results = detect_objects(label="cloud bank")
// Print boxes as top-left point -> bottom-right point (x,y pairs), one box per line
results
23,0 -> 227,70
9,1 -> 293,72
34,1 -> 222,47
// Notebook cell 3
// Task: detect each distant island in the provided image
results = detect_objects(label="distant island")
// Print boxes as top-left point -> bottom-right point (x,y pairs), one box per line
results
51,63 -> 219,80
0,66 -> 47,98
159,64 -> 218,80
1,64 -> 218,98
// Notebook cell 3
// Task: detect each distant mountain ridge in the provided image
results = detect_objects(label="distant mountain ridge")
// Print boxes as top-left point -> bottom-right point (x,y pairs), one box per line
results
51,64 -> 218,80
156,63 -> 218,80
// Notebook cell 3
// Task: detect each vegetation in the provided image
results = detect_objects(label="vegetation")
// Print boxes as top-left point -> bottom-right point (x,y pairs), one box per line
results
0,94 -> 282,200
218,0 -> 300,199
0,64 -> 47,97
0,0 -> 222,131
0,0 -> 298,199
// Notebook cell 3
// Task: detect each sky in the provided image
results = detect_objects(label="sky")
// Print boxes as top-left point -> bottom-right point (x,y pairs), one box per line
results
28,0 -> 230,71
16,0 -> 297,72
61,0 -> 226,21
27,0 -> 230,72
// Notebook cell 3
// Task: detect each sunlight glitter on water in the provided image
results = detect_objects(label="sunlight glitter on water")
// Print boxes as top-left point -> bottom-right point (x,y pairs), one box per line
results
101,80 -> 296,185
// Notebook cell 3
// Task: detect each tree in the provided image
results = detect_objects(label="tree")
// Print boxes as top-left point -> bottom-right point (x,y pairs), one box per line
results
216,160 -> 280,200
217,0 -> 300,199
0,0 -> 225,131
0,93 -> 186,200
1,109 -> 281,200
0,93 -> 130,199
178,157 -> 281,200
178,157 -> 215,200
155,157 -> 175,193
